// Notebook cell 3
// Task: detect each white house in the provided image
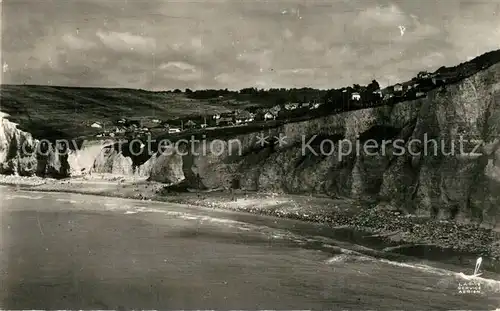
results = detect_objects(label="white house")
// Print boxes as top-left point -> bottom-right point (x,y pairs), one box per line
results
90,122 -> 102,128
152,119 -> 161,123
216,115 -> 234,126
373,90 -> 382,98
264,112 -> 275,120
351,92 -> 361,101
432,75 -> 449,85
417,71 -> 432,79
285,103 -> 298,110
310,102 -> 321,110
394,84 -> 404,92
270,105 -> 281,115
384,93 -> 394,100
416,91 -> 426,97
212,114 -> 221,120
185,120 -> 197,128
168,128 -> 181,133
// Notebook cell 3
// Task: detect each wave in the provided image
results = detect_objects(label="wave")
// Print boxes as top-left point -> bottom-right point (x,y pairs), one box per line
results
56,198 -> 78,204
6,194 -> 44,200
454,273 -> 500,293
325,253 -> 500,293
379,258 -> 500,291
325,253 -> 373,263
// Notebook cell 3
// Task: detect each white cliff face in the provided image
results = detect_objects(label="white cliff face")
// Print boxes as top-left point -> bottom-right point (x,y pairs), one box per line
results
138,148 -> 185,184
0,112 -> 84,177
92,146 -> 134,175
67,140 -> 113,176
91,144 -> 185,184
0,112 -> 39,175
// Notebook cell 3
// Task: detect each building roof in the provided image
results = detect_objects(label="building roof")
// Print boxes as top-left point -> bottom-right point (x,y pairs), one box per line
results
235,110 -> 252,119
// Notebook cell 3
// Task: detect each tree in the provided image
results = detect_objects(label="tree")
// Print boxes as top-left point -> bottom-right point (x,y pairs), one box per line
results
288,91 -> 299,103
173,89 -> 182,93
367,79 -> 380,92
185,88 -> 193,94
240,87 -> 257,95
275,96 -> 287,107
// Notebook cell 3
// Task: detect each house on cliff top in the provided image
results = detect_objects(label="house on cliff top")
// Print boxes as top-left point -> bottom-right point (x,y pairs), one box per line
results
264,111 -> 275,121
394,83 -> 403,93
90,122 -> 102,128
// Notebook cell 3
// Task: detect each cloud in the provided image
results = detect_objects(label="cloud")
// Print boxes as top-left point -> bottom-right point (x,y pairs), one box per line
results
62,34 -> 96,50
2,0 -> 499,90
158,61 -> 201,81
355,4 -> 406,26
96,30 -> 156,53
159,61 -> 196,72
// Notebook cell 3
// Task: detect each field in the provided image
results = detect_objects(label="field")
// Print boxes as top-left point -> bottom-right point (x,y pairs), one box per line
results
0,85 -> 258,140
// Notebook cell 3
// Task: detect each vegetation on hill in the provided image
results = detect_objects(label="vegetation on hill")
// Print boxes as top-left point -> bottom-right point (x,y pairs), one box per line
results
0,85 -> 240,139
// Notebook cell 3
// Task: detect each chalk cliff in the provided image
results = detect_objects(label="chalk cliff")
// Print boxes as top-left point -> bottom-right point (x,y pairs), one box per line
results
0,112 -> 110,178
141,62 -> 498,228
0,112 -> 71,177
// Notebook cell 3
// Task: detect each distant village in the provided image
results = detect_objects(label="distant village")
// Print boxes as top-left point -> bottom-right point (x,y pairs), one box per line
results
87,55 -> 491,139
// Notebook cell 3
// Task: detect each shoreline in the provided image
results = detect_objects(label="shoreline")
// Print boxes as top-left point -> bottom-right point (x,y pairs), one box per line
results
2,174 -> 500,273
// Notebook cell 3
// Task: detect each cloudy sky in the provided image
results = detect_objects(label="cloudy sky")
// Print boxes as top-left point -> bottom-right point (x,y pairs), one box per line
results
1,0 -> 500,90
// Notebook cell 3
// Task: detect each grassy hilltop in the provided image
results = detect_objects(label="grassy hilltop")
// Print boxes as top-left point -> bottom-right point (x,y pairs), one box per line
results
0,85 -> 259,140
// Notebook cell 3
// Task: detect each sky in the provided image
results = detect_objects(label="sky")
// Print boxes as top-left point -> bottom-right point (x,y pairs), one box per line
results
1,0 -> 500,90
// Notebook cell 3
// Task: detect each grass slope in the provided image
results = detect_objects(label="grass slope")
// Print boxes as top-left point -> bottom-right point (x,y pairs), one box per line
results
0,85 -> 254,140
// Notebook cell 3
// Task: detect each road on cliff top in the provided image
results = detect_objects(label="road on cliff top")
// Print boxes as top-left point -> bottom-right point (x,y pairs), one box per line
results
1,186 -> 499,309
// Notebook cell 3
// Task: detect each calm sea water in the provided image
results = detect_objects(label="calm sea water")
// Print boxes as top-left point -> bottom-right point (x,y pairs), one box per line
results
1,186 -> 499,309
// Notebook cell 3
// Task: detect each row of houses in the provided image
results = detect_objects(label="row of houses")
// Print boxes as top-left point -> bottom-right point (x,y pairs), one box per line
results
207,101 -> 324,126
88,72 -> 444,139
87,88 -> 402,139
88,101 -> 326,138
381,70 -> 459,101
